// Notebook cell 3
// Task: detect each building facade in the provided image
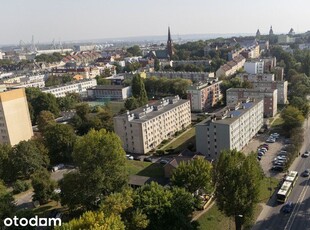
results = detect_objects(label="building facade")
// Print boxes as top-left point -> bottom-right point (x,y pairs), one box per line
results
146,71 -> 215,82
87,85 -> 132,100
226,88 -> 277,117
41,79 -> 97,98
239,73 -> 275,82
251,81 -> 288,104
114,96 -> 191,154
196,98 -> 264,160
216,55 -> 245,77
0,88 -> 33,145
186,80 -> 222,112
244,60 -> 264,74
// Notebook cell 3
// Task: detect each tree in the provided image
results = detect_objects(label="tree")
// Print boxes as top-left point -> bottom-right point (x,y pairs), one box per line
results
57,92 -> 81,111
37,110 -> 56,132
31,168 -> 56,204
171,157 -> 213,194
214,150 -> 263,230
0,180 -> 15,228
100,189 -> 149,230
42,123 -> 76,164
75,103 -> 90,120
9,140 -> 50,181
124,97 -> 139,111
133,182 -> 196,230
127,45 -> 142,56
0,144 -> 11,181
281,105 -> 305,133
60,129 -> 128,210
55,211 -> 125,230
131,75 -> 148,106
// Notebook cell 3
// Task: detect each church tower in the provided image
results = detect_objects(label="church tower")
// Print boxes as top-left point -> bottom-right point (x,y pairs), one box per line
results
269,26 -> 274,36
167,27 -> 174,59
256,29 -> 261,38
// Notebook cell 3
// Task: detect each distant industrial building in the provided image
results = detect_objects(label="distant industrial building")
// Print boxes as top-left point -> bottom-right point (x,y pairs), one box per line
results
196,98 -> 264,160
114,96 -> 191,154
0,88 -> 33,146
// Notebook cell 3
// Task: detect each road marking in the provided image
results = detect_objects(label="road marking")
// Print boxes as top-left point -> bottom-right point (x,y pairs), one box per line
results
284,177 -> 310,230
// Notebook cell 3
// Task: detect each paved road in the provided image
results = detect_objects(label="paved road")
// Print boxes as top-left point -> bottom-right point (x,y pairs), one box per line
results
253,120 -> 310,230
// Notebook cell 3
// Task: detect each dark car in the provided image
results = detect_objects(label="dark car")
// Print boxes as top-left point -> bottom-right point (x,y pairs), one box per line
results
282,202 -> 293,213
271,165 -> 285,172
302,169 -> 310,177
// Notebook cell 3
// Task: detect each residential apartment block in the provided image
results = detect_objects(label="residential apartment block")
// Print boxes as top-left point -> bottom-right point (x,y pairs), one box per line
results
252,81 -> 288,104
114,96 -> 191,154
186,80 -> 222,112
244,60 -> 264,74
239,73 -> 275,82
0,88 -> 33,145
196,98 -> 264,160
216,55 -> 245,77
41,79 -> 97,98
146,71 -> 215,82
226,88 -> 277,117
87,85 -> 132,100
238,73 -> 288,104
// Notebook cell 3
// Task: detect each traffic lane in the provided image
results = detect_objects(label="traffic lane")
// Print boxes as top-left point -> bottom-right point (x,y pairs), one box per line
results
285,177 -> 310,230
252,156 -> 310,230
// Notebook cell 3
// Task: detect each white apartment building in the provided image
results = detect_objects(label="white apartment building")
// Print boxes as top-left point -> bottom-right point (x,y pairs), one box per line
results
114,96 -> 191,154
244,60 -> 264,74
41,79 -> 97,98
186,80 -> 222,112
226,88 -> 277,117
87,85 -> 132,100
196,98 -> 264,160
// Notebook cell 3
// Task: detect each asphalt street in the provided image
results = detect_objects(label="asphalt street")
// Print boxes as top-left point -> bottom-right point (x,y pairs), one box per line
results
253,120 -> 310,230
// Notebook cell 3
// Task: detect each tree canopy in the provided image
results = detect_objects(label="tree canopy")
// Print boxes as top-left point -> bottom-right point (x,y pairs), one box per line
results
213,150 -> 263,230
60,129 -> 128,210
171,157 -> 213,194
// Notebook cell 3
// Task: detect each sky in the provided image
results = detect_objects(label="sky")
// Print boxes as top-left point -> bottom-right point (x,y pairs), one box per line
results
1,0 -> 310,45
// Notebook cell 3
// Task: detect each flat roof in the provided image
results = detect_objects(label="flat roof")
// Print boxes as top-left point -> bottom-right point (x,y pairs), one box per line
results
89,85 -> 129,90
196,99 -> 263,126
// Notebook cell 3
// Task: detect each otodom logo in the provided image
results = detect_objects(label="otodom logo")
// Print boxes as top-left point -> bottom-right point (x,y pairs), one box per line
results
4,216 -> 61,227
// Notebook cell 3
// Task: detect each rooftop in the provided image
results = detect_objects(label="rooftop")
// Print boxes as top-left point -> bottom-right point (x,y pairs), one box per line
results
196,98 -> 263,126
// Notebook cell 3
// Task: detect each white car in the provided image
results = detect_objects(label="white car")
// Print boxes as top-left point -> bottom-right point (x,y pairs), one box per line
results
302,151 -> 310,158
126,154 -> 134,160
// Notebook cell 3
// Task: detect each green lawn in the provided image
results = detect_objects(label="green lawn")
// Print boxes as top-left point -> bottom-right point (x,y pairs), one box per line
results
197,177 -> 279,229
107,101 -> 125,115
163,127 -> 196,152
127,160 -> 164,178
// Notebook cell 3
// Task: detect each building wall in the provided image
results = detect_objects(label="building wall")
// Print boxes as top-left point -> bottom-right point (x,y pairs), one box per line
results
0,89 -> 33,146
252,81 -> 287,104
42,79 -> 97,97
146,71 -> 214,81
187,81 -> 222,112
244,61 -> 264,74
87,86 -> 131,100
114,97 -> 191,154
226,89 -> 277,117
196,99 -> 264,160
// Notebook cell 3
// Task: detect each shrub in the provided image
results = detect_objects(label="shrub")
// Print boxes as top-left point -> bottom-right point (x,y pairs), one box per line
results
13,180 -> 30,194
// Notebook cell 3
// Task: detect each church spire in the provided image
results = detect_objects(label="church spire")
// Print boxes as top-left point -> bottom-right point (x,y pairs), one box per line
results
167,26 -> 174,60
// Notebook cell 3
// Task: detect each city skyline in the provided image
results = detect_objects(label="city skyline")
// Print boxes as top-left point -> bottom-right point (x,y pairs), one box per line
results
1,0 -> 310,45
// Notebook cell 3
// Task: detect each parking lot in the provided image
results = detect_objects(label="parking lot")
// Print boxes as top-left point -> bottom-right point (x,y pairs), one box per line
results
242,133 -> 286,178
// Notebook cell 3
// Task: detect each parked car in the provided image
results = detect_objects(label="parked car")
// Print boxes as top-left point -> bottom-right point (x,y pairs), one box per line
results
274,161 -> 286,166
257,156 -> 262,161
302,169 -> 310,177
258,152 -> 265,157
271,133 -> 280,138
126,154 -> 134,160
260,147 -> 268,152
266,138 -> 276,143
282,202 -> 293,213
144,157 -> 154,162
160,159 -> 170,164
271,165 -> 285,172
302,151 -> 310,158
